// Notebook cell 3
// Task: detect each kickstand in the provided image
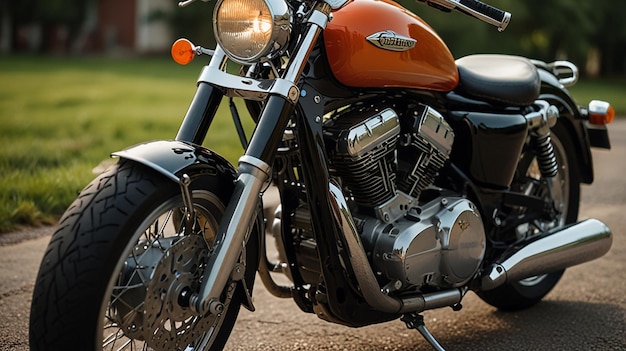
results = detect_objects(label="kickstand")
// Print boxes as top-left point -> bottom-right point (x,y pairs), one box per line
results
401,312 -> 446,351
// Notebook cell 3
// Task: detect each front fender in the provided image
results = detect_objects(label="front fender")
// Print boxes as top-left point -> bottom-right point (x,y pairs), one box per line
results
112,140 -> 237,183
113,140 -> 259,311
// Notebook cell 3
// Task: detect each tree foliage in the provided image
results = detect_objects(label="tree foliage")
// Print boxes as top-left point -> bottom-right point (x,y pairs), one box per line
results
7,0 -> 87,27
3,0 -> 92,52
3,0 -> 626,76
408,0 -> 626,76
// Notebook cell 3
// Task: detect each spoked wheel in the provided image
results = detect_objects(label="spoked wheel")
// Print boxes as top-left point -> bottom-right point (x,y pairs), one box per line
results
477,122 -> 580,311
30,161 -> 258,351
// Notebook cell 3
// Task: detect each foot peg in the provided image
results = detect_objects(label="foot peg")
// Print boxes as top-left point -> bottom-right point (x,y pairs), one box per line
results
402,312 -> 446,351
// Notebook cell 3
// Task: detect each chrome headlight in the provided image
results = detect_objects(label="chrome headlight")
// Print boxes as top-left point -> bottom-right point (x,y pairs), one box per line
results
213,0 -> 291,64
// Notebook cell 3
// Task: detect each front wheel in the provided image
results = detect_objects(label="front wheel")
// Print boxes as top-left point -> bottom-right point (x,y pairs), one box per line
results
477,122 -> 580,311
29,160 -> 259,351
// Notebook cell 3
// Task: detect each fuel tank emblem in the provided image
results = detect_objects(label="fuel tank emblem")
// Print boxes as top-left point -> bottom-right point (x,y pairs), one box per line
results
366,30 -> 417,52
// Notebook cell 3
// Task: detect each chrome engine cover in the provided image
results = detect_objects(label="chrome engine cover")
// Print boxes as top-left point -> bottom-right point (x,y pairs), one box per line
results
360,197 -> 486,289
325,104 -> 454,223
321,102 -> 480,290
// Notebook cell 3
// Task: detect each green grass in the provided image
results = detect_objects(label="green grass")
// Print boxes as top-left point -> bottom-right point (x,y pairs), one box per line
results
0,55 -> 624,232
0,55 -> 254,232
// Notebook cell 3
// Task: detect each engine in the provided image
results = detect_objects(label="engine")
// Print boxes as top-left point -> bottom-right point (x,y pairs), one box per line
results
360,197 -> 485,289
323,103 -> 486,290
326,104 -> 455,221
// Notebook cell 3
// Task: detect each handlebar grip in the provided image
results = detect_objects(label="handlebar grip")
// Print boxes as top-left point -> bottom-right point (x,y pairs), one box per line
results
459,0 -> 504,22
456,0 -> 511,31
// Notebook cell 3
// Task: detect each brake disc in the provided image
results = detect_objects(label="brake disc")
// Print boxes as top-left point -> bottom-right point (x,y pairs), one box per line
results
143,235 -> 233,350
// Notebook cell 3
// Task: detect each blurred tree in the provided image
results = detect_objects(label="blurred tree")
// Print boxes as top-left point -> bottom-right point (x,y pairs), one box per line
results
2,0 -> 624,77
408,0 -> 625,77
155,0 -> 216,48
34,0 -> 86,26
3,0 -> 91,52
589,0 -> 626,76
507,0 -> 596,65
2,0 -> 34,51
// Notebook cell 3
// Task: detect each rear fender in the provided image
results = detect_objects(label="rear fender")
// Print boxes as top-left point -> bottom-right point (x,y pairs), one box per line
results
538,70 -> 594,184
112,140 -> 237,184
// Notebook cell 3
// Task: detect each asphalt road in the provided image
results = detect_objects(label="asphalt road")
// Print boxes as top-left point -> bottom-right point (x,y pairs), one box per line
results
1,120 -> 624,351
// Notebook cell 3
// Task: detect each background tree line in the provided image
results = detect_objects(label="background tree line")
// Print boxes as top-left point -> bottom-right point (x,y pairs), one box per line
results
2,0 -> 625,77
412,0 -> 626,77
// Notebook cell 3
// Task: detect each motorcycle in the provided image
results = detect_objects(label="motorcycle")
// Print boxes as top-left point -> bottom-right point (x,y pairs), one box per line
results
29,0 -> 615,349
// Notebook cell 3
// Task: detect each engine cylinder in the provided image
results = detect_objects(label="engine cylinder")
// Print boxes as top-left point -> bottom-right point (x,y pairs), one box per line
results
327,108 -> 400,208
397,105 -> 454,198
326,103 -> 454,214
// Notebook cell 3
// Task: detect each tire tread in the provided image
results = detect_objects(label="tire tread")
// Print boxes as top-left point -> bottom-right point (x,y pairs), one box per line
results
29,161 -> 167,350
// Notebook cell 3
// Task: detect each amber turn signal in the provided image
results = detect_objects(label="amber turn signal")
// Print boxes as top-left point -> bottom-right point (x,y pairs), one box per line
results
171,38 -> 196,65
588,100 -> 615,125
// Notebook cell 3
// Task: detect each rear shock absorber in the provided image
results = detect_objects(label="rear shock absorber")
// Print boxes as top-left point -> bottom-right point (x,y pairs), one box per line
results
533,134 -> 559,178
525,101 -> 560,178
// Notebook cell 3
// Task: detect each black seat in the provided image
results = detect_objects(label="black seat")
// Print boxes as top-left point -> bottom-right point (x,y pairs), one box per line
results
455,54 -> 540,106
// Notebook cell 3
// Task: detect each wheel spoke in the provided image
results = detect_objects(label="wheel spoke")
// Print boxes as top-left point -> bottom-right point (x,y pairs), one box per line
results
102,326 -> 124,349
99,189 -> 238,350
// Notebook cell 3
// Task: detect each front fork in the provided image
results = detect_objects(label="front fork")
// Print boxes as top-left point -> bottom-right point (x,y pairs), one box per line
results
190,98 -> 293,315
176,3 -> 332,316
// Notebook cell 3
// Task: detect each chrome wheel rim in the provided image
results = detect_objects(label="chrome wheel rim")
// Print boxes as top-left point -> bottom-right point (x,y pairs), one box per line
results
98,191 -> 233,351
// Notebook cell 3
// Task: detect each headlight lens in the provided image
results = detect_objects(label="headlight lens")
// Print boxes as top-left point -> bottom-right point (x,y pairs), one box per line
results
213,0 -> 291,64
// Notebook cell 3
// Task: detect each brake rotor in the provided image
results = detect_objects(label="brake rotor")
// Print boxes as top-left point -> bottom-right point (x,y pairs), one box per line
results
109,237 -> 177,340
143,235 -> 233,350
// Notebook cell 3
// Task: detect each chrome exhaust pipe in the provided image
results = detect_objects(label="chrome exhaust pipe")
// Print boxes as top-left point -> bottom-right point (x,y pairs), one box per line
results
328,182 -> 463,314
482,219 -> 612,290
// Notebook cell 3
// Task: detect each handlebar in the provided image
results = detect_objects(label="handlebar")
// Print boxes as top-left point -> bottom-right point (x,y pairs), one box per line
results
422,0 -> 511,31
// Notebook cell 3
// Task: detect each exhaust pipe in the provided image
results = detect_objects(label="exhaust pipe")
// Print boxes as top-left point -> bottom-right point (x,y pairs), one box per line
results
328,181 -> 611,309
328,182 -> 463,314
482,219 -> 612,290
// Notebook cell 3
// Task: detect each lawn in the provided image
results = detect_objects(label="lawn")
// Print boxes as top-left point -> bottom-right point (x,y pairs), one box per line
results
569,79 -> 626,115
0,55 -> 624,232
0,55 -> 254,232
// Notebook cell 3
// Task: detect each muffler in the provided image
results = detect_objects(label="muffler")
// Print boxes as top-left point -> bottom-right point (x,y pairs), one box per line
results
482,219 -> 612,290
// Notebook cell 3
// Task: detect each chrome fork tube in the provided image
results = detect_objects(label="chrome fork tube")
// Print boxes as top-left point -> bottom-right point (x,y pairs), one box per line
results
283,3 -> 331,82
192,3 -> 332,316
191,157 -> 271,315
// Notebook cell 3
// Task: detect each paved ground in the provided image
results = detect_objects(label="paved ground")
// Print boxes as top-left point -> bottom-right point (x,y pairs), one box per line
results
1,120 -> 624,350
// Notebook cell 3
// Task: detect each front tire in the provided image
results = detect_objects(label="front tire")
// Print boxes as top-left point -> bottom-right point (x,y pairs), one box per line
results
477,121 -> 580,311
29,160 -> 258,350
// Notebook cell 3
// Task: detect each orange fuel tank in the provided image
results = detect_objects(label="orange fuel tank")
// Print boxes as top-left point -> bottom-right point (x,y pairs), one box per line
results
324,0 -> 459,91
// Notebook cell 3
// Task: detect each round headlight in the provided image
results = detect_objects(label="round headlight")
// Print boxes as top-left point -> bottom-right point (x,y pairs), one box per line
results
213,0 -> 291,64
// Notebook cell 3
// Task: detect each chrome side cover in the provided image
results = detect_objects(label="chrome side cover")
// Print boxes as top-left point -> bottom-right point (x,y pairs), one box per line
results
327,181 -> 466,314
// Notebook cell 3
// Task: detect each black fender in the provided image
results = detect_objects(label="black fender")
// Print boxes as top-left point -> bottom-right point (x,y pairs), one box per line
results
112,140 -> 237,184
112,140 -> 260,310
537,70 -> 594,184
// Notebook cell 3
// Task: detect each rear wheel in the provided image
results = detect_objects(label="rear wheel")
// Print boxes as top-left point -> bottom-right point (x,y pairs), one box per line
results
477,122 -> 580,311
29,160 -> 258,350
